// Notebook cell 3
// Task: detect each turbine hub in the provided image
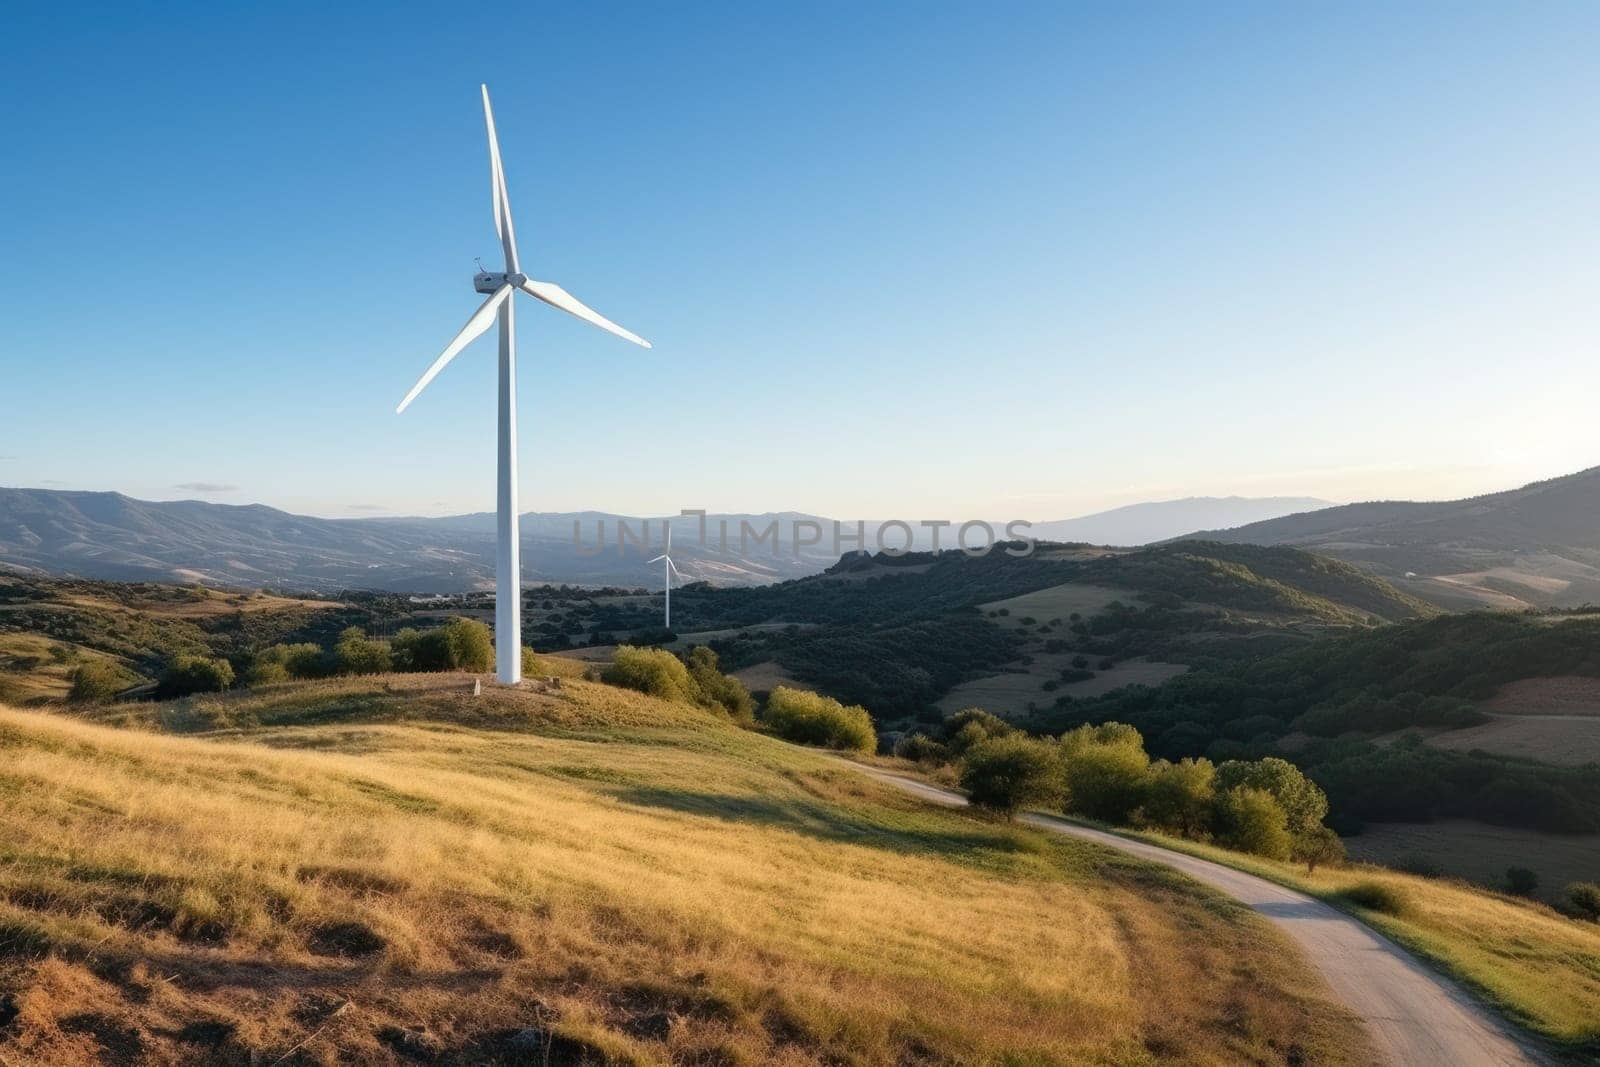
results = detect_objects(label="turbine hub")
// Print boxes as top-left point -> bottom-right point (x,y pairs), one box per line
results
474,270 -> 527,293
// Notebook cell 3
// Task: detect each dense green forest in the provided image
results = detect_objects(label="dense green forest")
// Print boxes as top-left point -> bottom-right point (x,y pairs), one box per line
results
1033,612 -> 1600,833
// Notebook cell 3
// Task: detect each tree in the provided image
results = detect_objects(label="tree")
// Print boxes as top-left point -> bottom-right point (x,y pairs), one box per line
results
684,646 -> 755,724
1214,786 -> 1292,860
1139,757 -> 1215,838
760,686 -> 876,752
334,627 -> 393,675
961,735 -> 1064,817
942,708 -> 1014,756
68,660 -> 124,703
443,618 -> 494,672
1504,867 -> 1539,897
1216,757 -> 1329,837
1060,722 -> 1150,823
157,655 -> 235,699
1292,825 -> 1346,873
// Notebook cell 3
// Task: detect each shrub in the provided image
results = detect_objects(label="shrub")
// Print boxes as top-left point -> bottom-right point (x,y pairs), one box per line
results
1214,786 -> 1292,860
443,618 -> 494,672
68,660 -> 124,703
603,646 -> 698,703
961,735 -> 1064,817
1139,757 -> 1215,838
390,619 -> 492,673
334,627 -> 392,676
157,655 -> 235,699
1564,882 -> 1600,922
943,708 -> 1015,757
250,642 -> 328,682
761,686 -> 875,752
1060,722 -> 1150,823
684,646 -> 755,724
245,659 -> 290,686
1292,825 -> 1346,873
1339,881 -> 1410,916
1504,867 -> 1539,897
895,733 -> 950,765
1215,757 -> 1329,837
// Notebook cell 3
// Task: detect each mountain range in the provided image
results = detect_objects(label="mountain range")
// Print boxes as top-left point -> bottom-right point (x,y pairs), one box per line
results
0,488 -> 1325,592
1184,465 -> 1600,609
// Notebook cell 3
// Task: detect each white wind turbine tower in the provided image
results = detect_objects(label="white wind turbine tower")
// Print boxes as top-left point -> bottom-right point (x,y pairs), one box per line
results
648,525 -> 684,630
397,85 -> 651,685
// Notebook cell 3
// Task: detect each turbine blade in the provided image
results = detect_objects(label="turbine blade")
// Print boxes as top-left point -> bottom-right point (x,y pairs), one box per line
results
518,279 -> 651,348
396,286 -> 513,413
666,558 -> 684,576
481,85 -> 519,272
647,554 -> 666,563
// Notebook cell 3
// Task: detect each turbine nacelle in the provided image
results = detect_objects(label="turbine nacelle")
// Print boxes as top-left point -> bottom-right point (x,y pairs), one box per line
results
474,270 -> 528,294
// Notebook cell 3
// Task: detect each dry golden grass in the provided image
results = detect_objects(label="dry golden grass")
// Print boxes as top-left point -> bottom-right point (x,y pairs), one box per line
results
1111,825 -> 1600,1051
0,676 -> 1368,1065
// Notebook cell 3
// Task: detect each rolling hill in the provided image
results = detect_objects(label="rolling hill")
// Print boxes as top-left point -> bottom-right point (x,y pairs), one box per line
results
0,675 -> 1369,1065
1184,466 -> 1600,609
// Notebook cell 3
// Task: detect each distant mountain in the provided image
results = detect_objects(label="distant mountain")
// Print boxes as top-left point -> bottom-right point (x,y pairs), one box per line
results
1182,466 -> 1600,609
1029,496 -> 1332,547
0,489 -> 842,592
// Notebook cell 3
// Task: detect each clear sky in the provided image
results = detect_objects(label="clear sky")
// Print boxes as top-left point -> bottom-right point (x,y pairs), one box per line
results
3,2 -> 1598,521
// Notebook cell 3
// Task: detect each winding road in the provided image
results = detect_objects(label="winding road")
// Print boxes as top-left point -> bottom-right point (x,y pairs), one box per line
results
850,763 -> 1544,1067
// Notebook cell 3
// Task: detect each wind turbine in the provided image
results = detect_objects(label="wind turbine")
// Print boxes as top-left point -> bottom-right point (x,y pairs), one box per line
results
648,525 -> 684,630
397,86 -> 651,685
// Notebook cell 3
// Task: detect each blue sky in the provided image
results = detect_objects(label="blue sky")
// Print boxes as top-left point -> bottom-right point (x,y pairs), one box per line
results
3,2 -> 1598,520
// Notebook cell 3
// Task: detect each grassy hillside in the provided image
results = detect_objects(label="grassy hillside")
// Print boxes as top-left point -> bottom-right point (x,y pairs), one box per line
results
0,674 -> 1368,1065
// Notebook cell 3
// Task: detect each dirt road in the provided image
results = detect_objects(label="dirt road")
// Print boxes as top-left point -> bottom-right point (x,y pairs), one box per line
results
852,764 -> 1543,1067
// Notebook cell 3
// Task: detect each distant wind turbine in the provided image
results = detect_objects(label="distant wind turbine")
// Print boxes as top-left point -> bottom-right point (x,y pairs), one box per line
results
397,86 -> 651,685
648,525 -> 684,630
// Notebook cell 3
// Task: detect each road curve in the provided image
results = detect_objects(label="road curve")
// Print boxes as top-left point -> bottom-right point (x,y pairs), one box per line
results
850,764 -> 1543,1067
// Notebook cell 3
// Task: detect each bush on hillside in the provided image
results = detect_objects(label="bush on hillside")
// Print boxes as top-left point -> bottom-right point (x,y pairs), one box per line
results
390,619 -> 493,673
1564,882 -> 1600,922
1504,867 -> 1539,897
157,655 -> 235,699
1213,786 -> 1292,860
1060,722 -> 1150,823
685,646 -> 755,724
444,618 -> 494,672
961,735 -> 1064,817
1138,757 -> 1216,838
942,708 -> 1015,757
1216,757 -> 1329,837
68,660 -> 125,703
761,686 -> 875,753
334,627 -> 392,675
895,733 -> 950,765
248,642 -> 327,684
603,646 -> 698,704
1291,825 -> 1346,873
